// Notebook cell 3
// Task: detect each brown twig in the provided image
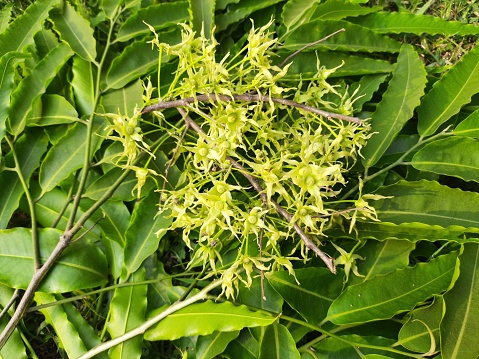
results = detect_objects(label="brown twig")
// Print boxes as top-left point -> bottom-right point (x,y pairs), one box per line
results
143,93 -> 362,124
176,108 -> 336,274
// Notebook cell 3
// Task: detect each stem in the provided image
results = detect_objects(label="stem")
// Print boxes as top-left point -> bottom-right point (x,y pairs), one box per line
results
5,136 -> 40,270
143,93 -> 363,124
77,279 -> 222,359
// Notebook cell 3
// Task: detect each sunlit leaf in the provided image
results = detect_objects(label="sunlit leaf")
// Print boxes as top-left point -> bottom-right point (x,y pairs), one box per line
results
28,94 -> 79,126
259,322 -> 300,359
189,0 -> 216,40
216,0 -> 282,31
72,56 -> 96,117
196,331 -> 240,359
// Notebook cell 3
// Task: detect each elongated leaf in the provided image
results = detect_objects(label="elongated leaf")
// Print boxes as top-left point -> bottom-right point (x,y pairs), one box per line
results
283,20 -> 401,53
122,192 -> 172,279
397,296 -> 443,353
282,51 -> 394,78
362,44 -> 426,168
453,109 -> 479,137
311,0 -> 381,21
417,43 -> 479,136
412,137 -> 479,182
238,276 -> 283,314
50,1 -> 96,62
0,314 -> 27,359
259,322 -> 300,359
72,56 -> 96,117
0,228 -> 107,292
116,2 -> 189,42
106,30 -> 181,91
0,52 -> 26,140
145,300 -> 277,341
349,74 -> 389,111
99,200 -> 130,246
196,331 -> 240,359
108,268 -> 147,359
351,12 -> 479,35
216,0 -> 282,31
374,180 -> 479,230
352,239 -> 415,285
0,129 -> 48,229
281,0 -> 320,32
0,0 -> 60,57
326,251 -> 458,325
34,28 -> 61,58
28,94 -> 78,126
441,243 -> 479,359
35,293 -> 89,358
312,335 -> 398,358
101,79 -> 143,116
102,0 -> 121,19
189,0 -> 216,40
266,268 -> 343,324
223,329 -> 259,359
7,43 -> 73,135
0,4 -> 13,33
39,119 -> 105,194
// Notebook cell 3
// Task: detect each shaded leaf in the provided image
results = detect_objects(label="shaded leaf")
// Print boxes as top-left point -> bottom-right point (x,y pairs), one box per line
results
311,0 -> 381,21
453,109 -> 479,137
397,296 -> 443,353
7,43 -> 73,135
0,129 -> 48,229
216,0 -> 282,31
28,94 -> 79,126
349,74 -> 389,111
441,243 -> 479,359
108,268 -> 147,359
312,335 -> 399,358
266,267 -> 343,324
0,228 -> 107,292
259,322 -> 301,359
326,251 -> 458,325
116,2 -> 189,42
50,1 -> 96,62
196,331 -> 240,359
283,20 -> 401,53
0,0 -> 60,57
72,56 -> 96,117
281,0 -> 320,32
189,0 -> 216,40
99,200 -> 131,246
145,300 -> 277,341
0,4 -> 13,33
412,137 -> 479,182
102,0 -> 121,19
223,329 -> 259,359
237,276 -> 283,314
374,180 -> 479,230
122,192 -> 173,279
351,12 -> 479,35
362,44 -> 426,168
417,43 -> 479,136
101,79 -> 143,116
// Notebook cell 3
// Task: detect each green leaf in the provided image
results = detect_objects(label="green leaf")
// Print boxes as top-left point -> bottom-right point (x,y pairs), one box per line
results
417,43 -> 479,136
0,0 -> 60,57
349,74 -> 389,111
397,296 -> 443,353
0,129 -> 48,229
312,335 -> 398,358
99,200 -> 131,246
101,79 -> 143,116
7,42 -> 73,135
72,56 -> 96,117
283,20 -> 401,53
351,239 -> 415,285
35,293 -> 89,358
108,268 -> 147,359
145,300 -> 277,341
189,0 -> 216,40
282,51 -> 394,78
326,251 -> 458,325
237,276 -> 283,314
28,94 -> 79,126
374,180 -> 479,230
412,137 -> 479,182
0,4 -> 13,33
0,315 -> 27,359
362,44 -> 426,168
259,322 -> 301,359
0,228 -> 108,292
102,0 -> 121,19
281,0 -> 320,32
196,331 -> 240,359
38,119 -> 106,195
441,243 -> 479,359
105,29 -> 180,90
0,52 -> 27,140
50,1 -> 96,62
223,329 -> 259,359
311,0 -> 381,21
216,0 -> 282,31
266,268 -> 343,324
122,192 -> 173,279
351,12 -> 479,35
116,2 -> 189,42
453,109 -> 479,137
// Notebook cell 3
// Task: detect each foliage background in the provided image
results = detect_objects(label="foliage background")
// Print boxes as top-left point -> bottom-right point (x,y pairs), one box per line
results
1,0 -> 479,358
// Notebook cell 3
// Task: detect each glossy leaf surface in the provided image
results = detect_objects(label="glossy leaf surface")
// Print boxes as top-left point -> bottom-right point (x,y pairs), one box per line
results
28,94 -> 79,126
196,331 -> 240,359
259,322 -> 300,359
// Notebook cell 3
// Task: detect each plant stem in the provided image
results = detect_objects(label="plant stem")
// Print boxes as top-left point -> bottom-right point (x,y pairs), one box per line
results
143,93 -> 363,124
77,279 -> 222,359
